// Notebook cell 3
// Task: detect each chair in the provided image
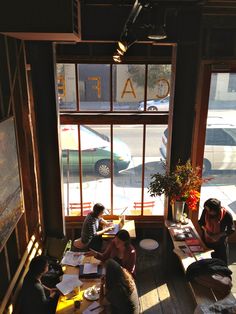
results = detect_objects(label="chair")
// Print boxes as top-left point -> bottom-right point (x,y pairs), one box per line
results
130,201 -> 155,215
42,236 -> 72,287
69,202 -> 92,216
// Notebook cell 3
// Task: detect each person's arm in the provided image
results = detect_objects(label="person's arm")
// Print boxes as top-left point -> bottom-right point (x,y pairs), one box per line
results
225,212 -> 235,236
99,218 -> 113,227
95,226 -> 114,236
89,241 -> 113,262
124,246 -> 136,275
198,209 -> 206,228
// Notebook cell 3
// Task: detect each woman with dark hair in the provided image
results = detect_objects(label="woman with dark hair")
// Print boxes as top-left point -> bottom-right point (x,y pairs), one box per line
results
73,203 -> 113,251
20,255 -> 58,314
199,198 -> 235,264
87,229 -> 136,275
99,259 -> 139,314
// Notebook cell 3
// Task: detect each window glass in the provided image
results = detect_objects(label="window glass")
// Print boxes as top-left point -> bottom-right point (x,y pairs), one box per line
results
60,125 -> 80,216
143,125 -> 167,215
143,64 -> 171,112
200,72 -> 236,220
57,64 -> 76,111
77,64 -> 110,111
113,125 -> 143,215
59,62 -> 170,217
113,64 -> 144,111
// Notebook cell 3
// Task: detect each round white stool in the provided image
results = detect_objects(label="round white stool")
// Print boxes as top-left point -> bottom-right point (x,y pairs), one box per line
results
139,239 -> 159,251
138,239 -> 159,265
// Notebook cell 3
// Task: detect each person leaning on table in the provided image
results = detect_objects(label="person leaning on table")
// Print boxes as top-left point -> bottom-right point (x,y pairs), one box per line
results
198,198 -> 235,264
99,259 -> 140,314
87,229 -> 136,276
19,255 -> 59,314
73,203 -> 114,251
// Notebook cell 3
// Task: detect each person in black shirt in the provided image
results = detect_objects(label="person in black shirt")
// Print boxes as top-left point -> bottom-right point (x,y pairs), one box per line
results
73,203 -> 113,251
199,198 -> 235,264
20,255 -> 58,314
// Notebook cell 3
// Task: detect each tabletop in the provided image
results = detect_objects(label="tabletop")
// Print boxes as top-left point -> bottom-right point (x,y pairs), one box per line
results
165,219 -> 213,272
56,263 -> 103,313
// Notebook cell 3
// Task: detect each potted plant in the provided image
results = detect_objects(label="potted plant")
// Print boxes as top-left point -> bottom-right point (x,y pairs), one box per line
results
148,159 -> 211,221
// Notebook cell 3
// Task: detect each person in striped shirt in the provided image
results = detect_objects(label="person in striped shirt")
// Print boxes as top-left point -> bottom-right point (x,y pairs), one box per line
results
73,203 -> 113,251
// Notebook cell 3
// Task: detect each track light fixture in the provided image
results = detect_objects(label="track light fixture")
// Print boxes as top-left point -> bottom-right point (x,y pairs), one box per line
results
118,40 -> 128,53
148,25 -> 167,40
113,54 -> 122,63
116,48 -> 124,56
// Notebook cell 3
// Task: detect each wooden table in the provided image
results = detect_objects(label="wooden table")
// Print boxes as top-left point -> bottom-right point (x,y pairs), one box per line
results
165,219 -> 223,305
103,219 -> 136,239
56,262 -> 103,314
165,219 -> 213,271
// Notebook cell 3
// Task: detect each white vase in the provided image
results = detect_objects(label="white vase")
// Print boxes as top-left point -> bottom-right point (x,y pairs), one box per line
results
172,201 -> 185,222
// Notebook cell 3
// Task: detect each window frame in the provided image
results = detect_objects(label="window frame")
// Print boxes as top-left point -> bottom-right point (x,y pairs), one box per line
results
59,58 -> 175,222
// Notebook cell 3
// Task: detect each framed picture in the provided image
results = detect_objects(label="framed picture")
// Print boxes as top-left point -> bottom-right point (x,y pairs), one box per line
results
0,117 -> 23,251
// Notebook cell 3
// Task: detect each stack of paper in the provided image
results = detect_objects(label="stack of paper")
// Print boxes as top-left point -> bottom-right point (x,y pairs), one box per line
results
61,251 -> 84,266
56,274 -> 83,295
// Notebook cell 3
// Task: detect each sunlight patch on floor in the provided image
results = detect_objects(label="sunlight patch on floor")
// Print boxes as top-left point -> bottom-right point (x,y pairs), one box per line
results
140,284 -> 170,312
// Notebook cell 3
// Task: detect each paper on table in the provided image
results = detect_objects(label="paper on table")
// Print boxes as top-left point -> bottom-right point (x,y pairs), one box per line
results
83,263 -> 98,274
56,277 -> 83,295
82,301 -> 104,314
62,274 -> 79,281
61,251 -> 84,266
83,256 -> 101,265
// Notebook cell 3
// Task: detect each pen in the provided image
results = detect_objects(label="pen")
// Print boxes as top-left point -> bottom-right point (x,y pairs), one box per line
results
90,305 -> 101,311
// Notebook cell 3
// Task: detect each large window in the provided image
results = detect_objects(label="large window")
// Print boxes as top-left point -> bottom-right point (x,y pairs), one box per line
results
58,63 -> 171,217
199,72 -> 236,219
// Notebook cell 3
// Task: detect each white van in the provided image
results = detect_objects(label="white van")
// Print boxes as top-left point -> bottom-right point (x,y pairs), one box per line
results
160,116 -> 236,173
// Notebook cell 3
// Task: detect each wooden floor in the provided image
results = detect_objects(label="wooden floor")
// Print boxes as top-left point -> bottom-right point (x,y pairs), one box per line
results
134,230 -> 236,314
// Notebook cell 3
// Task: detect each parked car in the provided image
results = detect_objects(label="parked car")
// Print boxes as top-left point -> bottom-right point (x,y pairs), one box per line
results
138,96 -> 170,111
160,116 -> 236,174
61,125 -> 131,177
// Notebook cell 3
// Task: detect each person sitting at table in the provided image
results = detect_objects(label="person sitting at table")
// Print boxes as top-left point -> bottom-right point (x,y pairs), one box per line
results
87,229 -> 136,275
199,198 -> 235,264
73,203 -> 113,251
99,259 -> 140,314
19,255 -> 59,314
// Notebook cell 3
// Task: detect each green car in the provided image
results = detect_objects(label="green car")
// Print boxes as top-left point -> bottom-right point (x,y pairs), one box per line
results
62,125 -> 131,177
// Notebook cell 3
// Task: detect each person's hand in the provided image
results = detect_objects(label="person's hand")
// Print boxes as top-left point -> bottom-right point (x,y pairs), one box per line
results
84,251 -> 94,257
107,222 -> 114,227
49,290 -> 56,298
209,233 -> 221,242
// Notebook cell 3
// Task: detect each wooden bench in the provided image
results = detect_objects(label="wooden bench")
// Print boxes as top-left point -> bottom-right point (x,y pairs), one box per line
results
130,201 -> 155,215
165,220 -> 235,308
68,202 -> 92,216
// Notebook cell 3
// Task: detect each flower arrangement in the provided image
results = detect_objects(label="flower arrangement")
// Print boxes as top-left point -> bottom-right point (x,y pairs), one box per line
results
148,159 -> 211,210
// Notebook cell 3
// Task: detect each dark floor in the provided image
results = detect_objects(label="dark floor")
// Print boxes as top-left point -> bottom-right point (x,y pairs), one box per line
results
134,229 -> 236,314
134,228 -> 195,314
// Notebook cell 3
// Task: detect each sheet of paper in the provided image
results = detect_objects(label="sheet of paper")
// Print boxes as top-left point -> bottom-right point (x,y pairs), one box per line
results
62,274 -> 79,281
56,274 -> 83,295
61,251 -> 84,266
56,277 -> 83,295
83,256 -> 101,265
82,301 -> 104,314
83,263 -> 98,274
